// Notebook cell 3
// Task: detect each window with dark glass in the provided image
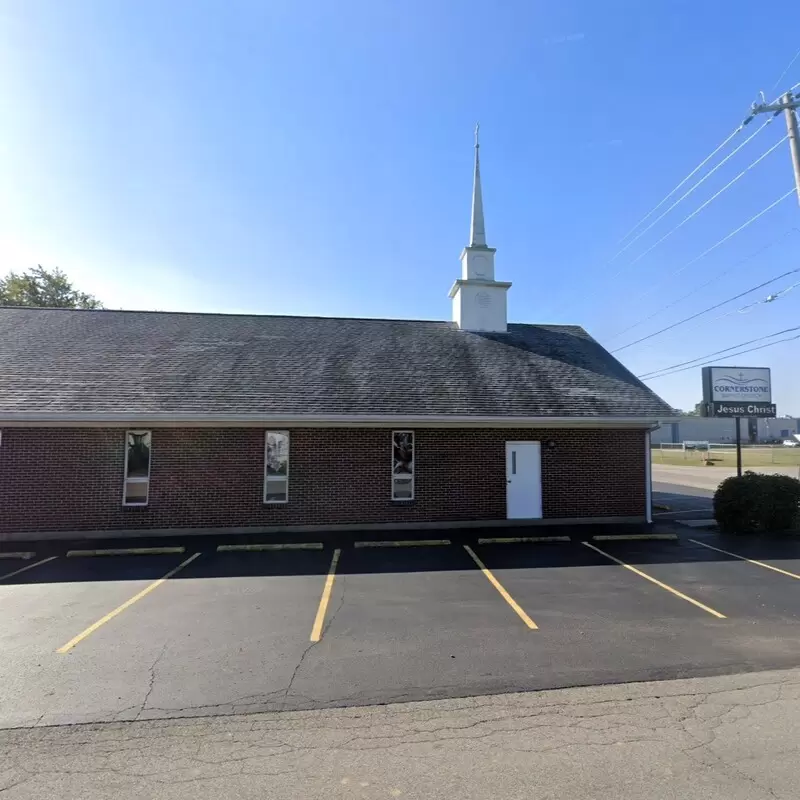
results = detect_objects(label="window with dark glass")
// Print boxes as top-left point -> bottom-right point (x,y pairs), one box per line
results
123,430 -> 151,506
264,431 -> 289,503
392,431 -> 414,500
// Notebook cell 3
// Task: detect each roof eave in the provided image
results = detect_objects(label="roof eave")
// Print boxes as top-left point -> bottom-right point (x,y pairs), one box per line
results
0,412 -> 675,429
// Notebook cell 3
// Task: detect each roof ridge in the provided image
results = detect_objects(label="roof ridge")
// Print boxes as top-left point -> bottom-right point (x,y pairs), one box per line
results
0,305 -> 585,329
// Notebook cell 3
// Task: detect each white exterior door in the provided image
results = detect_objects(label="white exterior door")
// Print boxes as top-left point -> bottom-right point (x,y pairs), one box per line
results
505,441 -> 543,519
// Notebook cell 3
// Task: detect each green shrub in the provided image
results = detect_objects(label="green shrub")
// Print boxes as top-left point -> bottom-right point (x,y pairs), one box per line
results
713,471 -> 800,533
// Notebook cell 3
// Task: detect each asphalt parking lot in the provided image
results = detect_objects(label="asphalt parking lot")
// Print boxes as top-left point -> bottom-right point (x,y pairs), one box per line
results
652,484 -> 714,521
2,533 -> 800,730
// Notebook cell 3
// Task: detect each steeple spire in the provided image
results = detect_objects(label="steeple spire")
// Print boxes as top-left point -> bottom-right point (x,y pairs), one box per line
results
449,124 -> 511,333
469,122 -> 487,247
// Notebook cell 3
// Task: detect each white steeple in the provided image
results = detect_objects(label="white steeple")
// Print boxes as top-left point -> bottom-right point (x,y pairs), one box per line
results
469,123 -> 486,247
449,124 -> 511,332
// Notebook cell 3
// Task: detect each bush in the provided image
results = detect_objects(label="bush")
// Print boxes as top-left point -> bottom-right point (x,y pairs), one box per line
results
714,471 -> 800,533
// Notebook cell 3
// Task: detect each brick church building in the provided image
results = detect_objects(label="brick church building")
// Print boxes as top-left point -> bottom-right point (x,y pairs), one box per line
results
0,135 -> 671,540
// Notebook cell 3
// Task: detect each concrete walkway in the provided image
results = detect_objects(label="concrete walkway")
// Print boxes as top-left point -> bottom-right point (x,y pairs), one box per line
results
1,667 -> 798,799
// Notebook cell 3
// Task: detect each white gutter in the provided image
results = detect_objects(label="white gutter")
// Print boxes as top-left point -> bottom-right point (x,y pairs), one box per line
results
0,412 -> 677,428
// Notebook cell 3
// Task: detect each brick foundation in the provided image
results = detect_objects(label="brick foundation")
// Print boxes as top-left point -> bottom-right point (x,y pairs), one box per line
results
0,427 -> 647,535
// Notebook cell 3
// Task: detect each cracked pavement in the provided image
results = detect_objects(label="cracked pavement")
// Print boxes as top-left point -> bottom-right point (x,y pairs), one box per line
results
1,667 -> 799,799
4,539 -> 800,796
4,540 -> 800,730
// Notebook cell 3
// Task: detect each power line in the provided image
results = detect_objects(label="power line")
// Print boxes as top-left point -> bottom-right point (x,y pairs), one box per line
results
612,134 -> 788,275
605,188 -> 797,341
770,47 -> 800,93
744,91 -> 800,206
604,229 -> 800,342
641,331 -> 800,381
608,116 -> 779,268
610,266 -> 800,353
678,278 -> 800,332
722,279 -> 800,316
637,325 -> 800,380
615,89 -> 795,251
614,125 -> 744,247
709,278 -> 800,321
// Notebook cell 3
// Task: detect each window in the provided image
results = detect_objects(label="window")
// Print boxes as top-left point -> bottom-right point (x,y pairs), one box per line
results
123,430 -> 151,506
392,430 -> 414,500
264,430 -> 289,503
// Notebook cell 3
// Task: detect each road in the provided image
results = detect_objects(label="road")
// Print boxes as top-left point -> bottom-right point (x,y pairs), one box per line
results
2,666 -> 799,799
652,462 -> 800,521
653,463 -> 800,494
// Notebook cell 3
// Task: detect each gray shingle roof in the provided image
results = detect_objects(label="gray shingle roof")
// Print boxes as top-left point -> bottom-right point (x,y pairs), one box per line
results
0,307 -> 672,419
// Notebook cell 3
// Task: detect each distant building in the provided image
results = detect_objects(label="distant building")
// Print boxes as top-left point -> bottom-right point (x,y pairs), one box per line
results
652,415 -> 800,445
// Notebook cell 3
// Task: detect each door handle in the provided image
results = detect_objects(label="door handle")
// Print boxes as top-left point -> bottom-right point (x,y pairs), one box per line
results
507,480 -> 512,484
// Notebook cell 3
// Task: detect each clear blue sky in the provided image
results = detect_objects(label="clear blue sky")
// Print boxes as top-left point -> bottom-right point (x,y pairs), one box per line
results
1,1 -> 799,413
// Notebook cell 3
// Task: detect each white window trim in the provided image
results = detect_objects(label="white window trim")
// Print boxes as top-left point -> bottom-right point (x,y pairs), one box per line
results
392,430 -> 415,501
122,429 -> 151,507
264,430 -> 290,504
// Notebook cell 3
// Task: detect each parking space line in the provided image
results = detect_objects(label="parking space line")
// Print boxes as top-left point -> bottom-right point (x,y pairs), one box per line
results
0,556 -> 57,582
217,543 -> 323,552
354,539 -> 450,548
583,542 -> 726,619
690,539 -> 800,581
310,548 -> 341,642
463,545 -> 538,630
477,536 -> 570,544
56,552 -> 202,654
67,547 -> 185,557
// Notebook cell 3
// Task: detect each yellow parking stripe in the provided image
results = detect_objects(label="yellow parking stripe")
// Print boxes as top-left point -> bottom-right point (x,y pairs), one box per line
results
689,539 -> 800,581
583,542 -> 726,619
310,548 -> 341,642
463,545 -> 538,630
56,552 -> 202,653
0,556 -> 57,582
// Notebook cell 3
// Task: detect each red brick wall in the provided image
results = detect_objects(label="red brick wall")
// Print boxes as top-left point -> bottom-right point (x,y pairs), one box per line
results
0,427 -> 647,535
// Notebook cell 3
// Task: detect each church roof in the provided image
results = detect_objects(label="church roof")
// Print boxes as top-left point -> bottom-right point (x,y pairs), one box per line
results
0,307 -> 671,421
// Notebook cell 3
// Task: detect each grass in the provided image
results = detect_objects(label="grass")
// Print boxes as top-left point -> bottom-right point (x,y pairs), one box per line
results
652,447 -> 800,468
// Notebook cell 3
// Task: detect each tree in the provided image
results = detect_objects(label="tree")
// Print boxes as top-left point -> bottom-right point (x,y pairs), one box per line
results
0,265 -> 102,309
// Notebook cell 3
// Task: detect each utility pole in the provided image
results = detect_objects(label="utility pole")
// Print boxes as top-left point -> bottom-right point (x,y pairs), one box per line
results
744,91 -> 800,204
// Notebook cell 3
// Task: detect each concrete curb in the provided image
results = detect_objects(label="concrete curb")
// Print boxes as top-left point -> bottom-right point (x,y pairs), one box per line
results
3,515 -> 649,542
477,536 -> 571,544
66,547 -> 186,557
354,539 -> 451,548
592,533 -> 679,541
675,519 -> 717,529
0,551 -> 36,560
217,543 -> 323,552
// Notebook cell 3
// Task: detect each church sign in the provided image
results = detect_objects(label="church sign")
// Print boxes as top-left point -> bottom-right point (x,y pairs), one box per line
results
701,366 -> 776,418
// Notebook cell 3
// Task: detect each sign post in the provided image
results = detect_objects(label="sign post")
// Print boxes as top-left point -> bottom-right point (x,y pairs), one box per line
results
735,417 -> 742,477
701,367 -> 776,477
